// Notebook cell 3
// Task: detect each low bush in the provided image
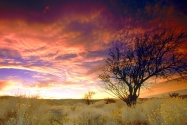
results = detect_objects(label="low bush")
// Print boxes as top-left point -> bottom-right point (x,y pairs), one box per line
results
104,98 -> 116,104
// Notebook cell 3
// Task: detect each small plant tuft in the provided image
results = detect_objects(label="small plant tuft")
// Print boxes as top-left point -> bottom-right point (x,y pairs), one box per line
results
104,98 -> 116,104
169,93 -> 179,98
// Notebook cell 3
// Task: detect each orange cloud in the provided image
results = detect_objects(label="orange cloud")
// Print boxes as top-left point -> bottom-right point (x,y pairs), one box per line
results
0,80 -> 8,90
0,80 -> 22,91
140,78 -> 187,98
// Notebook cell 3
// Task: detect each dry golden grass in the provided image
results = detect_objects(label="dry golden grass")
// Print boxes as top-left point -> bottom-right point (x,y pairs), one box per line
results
0,95 -> 186,125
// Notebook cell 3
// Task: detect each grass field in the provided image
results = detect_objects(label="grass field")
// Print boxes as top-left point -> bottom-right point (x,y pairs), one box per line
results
0,96 -> 187,125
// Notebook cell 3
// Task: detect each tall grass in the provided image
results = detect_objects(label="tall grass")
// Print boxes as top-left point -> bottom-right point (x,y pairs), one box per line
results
0,96 -> 186,125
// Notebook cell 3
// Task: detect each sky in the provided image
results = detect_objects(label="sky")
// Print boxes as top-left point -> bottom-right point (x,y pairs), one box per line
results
0,0 -> 187,99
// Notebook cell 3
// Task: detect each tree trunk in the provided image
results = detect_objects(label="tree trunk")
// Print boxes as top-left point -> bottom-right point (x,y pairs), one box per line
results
125,86 -> 139,106
125,94 -> 138,106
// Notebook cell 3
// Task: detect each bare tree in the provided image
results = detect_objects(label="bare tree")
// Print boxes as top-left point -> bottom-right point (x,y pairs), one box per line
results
83,91 -> 95,105
99,29 -> 187,106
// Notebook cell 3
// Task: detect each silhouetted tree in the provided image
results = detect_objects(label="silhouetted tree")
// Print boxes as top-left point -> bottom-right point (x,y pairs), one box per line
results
83,91 -> 95,105
99,29 -> 187,106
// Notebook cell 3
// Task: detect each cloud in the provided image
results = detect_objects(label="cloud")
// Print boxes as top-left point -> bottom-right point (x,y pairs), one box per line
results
140,77 -> 187,98
65,21 -> 94,33
0,80 -> 21,90
0,0 -> 186,98
55,54 -> 78,60
0,64 -> 62,76
29,80 -> 56,88
84,50 -> 108,59
61,81 -> 85,87
0,48 -> 21,58
0,80 -> 8,90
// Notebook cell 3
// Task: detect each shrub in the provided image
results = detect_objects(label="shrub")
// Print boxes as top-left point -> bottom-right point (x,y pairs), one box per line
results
104,98 -> 116,104
169,93 -> 179,98
83,91 -> 96,105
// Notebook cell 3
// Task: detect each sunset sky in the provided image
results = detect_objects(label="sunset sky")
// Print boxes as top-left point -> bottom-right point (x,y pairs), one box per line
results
0,0 -> 187,99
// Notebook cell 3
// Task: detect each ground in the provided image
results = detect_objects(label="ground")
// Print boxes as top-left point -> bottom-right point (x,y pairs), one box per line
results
0,96 -> 187,125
